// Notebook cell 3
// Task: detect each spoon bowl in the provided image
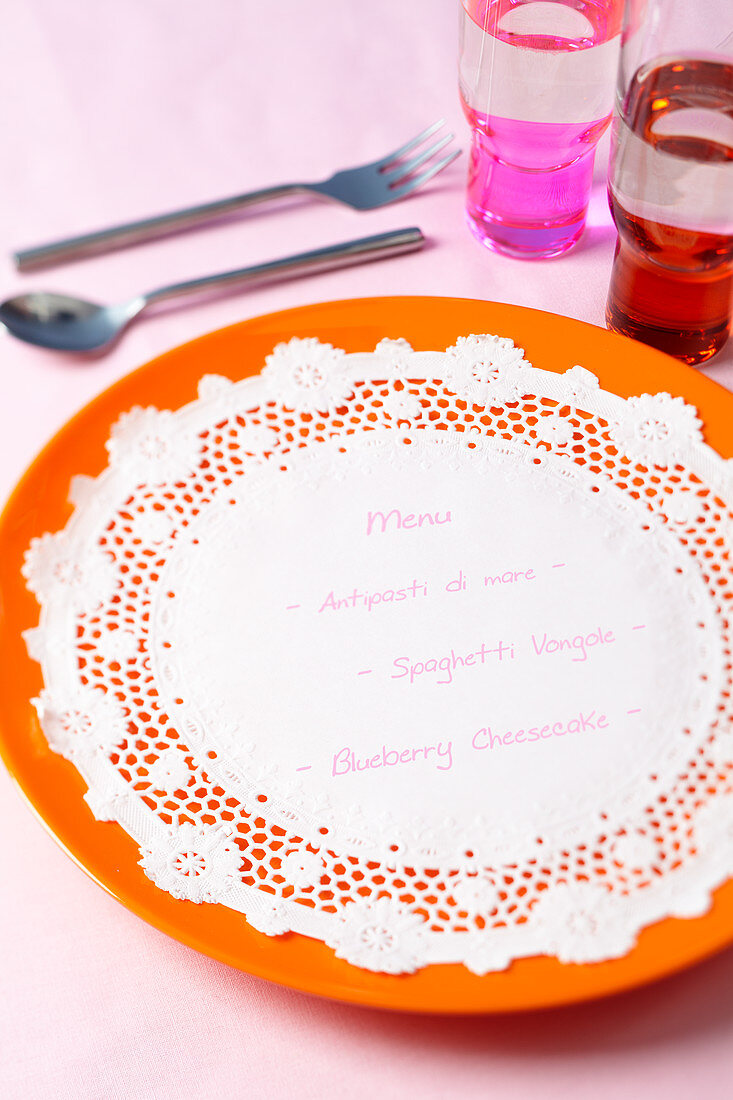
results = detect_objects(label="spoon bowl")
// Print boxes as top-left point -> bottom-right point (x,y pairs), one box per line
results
0,292 -> 142,352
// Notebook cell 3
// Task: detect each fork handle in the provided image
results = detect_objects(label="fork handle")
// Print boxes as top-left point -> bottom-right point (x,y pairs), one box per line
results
13,183 -> 306,272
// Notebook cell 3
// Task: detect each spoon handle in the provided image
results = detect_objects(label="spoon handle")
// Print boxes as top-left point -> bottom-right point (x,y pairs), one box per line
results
141,227 -> 425,307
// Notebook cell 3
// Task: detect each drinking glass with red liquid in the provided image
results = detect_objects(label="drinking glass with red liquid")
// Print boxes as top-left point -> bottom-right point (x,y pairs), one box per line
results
606,1 -> 733,364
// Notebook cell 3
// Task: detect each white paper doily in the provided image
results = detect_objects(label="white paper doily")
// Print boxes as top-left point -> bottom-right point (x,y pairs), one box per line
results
22,334 -> 733,974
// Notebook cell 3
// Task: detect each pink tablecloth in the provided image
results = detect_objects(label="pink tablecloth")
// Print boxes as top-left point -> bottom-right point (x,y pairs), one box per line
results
2,3 -> 732,1097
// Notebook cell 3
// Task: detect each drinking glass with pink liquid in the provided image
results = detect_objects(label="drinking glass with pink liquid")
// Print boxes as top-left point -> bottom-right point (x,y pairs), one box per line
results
459,1 -> 623,257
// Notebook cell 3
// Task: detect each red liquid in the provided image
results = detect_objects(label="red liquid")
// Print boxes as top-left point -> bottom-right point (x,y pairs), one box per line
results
607,59 -> 733,364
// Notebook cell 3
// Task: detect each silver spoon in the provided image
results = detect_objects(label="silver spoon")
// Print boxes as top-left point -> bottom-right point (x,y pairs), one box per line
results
0,227 -> 424,353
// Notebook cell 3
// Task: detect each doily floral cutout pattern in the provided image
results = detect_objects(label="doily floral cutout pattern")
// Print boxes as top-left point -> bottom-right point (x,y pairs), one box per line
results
21,334 -> 733,975
139,824 -> 241,904
22,532 -> 117,612
326,896 -> 427,974
445,334 -> 529,404
34,687 -> 129,761
106,406 -> 202,483
608,393 -> 704,465
262,337 -> 352,413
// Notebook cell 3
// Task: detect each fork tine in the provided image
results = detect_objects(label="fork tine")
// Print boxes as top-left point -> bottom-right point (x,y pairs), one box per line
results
388,149 -> 462,201
376,120 -> 447,169
384,132 -> 455,184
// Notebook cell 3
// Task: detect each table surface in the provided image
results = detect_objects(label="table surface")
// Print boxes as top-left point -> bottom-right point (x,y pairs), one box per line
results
2,2 -> 732,1097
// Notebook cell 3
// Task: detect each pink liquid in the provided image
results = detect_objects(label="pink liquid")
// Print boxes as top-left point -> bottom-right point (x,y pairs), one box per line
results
459,1 -> 622,257
464,109 -> 611,256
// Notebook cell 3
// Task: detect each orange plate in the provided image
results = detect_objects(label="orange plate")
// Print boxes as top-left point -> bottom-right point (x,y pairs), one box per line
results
2,296 -> 733,1014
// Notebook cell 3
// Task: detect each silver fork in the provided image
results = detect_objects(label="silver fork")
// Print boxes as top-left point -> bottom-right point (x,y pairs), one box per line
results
14,121 -> 459,272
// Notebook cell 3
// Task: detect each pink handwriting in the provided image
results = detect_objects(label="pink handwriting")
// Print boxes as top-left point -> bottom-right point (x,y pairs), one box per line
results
484,568 -> 536,587
392,641 -> 515,686
332,741 -> 453,776
531,626 -> 615,663
319,578 -> 428,613
473,709 -> 609,749
366,508 -> 452,535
